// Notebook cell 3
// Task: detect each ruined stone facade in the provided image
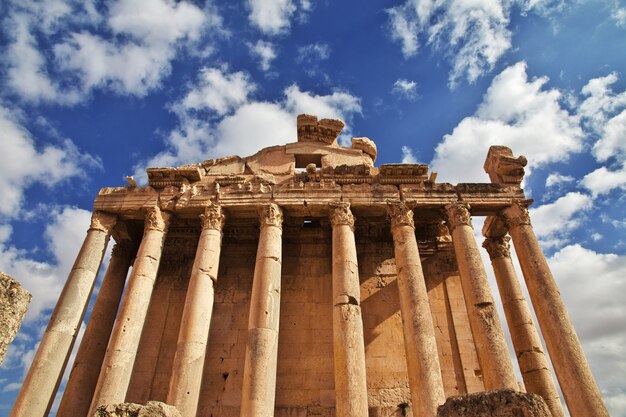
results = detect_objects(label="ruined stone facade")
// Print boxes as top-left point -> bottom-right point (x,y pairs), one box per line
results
0,272 -> 31,365
10,115 -> 608,417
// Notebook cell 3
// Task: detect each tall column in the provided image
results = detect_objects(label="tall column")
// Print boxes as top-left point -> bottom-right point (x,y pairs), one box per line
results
10,211 -> 116,417
483,235 -> 565,417
502,203 -> 609,417
168,204 -> 225,417
329,202 -> 369,417
388,202 -> 445,417
444,202 -> 517,390
89,206 -> 171,415
57,239 -> 137,417
240,203 -> 283,417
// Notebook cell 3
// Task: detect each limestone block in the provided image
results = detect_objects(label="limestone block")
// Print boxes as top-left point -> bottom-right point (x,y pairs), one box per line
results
0,272 -> 31,364
351,137 -> 377,162
95,401 -> 181,417
437,389 -> 551,417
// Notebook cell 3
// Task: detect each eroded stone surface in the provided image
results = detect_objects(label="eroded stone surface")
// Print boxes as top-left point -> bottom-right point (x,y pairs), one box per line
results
95,401 -> 181,417
437,389 -> 551,417
0,272 -> 31,364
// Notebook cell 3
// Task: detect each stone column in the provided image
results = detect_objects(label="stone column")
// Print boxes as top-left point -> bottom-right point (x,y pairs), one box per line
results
89,206 -> 171,415
444,202 -> 517,390
10,211 -> 116,417
167,204 -> 225,417
483,235 -> 565,417
329,202 -> 369,417
57,239 -> 137,417
240,203 -> 283,417
502,203 -> 609,417
388,202 -> 445,417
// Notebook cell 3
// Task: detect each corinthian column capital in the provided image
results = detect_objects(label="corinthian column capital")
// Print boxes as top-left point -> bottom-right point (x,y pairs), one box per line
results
89,211 -> 117,233
444,202 -> 472,231
144,206 -> 171,233
259,203 -> 283,229
501,202 -> 531,231
387,202 -> 415,230
329,202 -> 355,230
200,203 -> 225,231
482,235 -> 511,260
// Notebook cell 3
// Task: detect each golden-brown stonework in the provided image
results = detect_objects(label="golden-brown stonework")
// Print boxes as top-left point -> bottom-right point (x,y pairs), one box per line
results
444,202 -> 472,231
482,236 -> 511,260
258,203 -> 283,229
329,202 -> 355,229
200,203 -> 225,231
387,201 -> 415,229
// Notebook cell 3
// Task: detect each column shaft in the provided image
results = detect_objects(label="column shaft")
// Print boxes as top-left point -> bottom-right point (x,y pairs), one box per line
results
240,204 -> 283,417
445,202 -> 517,390
57,240 -> 136,417
483,235 -> 565,417
330,203 -> 369,417
388,203 -> 445,417
88,207 -> 171,415
168,204 -> 225,417
502,203 -> 609,417
10,211 -> 116,417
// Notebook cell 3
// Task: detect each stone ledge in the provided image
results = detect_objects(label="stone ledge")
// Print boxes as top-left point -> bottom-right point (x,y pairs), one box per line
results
437,389 -> 551,417
0,272 -> 31,364
95,401 -> 181,417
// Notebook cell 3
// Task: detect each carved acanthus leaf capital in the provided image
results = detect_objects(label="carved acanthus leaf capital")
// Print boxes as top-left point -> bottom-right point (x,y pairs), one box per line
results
482,235 -> 511,260
259,203 -> 283,229
444,202 -> 472,231
144,206 -> 171,233
200,203 -> 225,231
90,211 -> 117,233
329,202 -> 355,230
387,201 -> 415,229
501,202 -> 531,231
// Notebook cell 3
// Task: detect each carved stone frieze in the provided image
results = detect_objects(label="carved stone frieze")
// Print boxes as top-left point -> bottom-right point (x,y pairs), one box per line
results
200,203 -> 226,231
387,202 -> 415,229
259,203 -> 283,229
379,164 -> 429,184
444,202 -> 472,232
482,235 -> 511,260
501,202 -> 531,231
297,114 -> 345,145
329,202 -> 355,230
89,211 -> 117,233
144,206 -> 171,232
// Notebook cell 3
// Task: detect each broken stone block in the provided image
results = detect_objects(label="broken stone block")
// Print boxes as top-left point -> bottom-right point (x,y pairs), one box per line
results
0,272 -> 31,364
94,401 -> 181,417
437,389 -> 551,417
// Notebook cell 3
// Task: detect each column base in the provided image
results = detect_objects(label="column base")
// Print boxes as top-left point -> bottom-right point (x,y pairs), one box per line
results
94,401 -> 181,417
437,389 -> 551,417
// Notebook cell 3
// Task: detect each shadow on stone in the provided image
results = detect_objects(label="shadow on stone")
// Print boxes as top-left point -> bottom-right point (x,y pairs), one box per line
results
437,389 -> 551,417
95,401 -> 181,417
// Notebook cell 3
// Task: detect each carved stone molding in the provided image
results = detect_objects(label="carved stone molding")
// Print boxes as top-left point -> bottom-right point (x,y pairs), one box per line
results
482,236 -> 511,260
387,202 -> 415,229
501,202 -> 531,231
200,203 -> 226,231
329,202 -> 355,230
144,206 -> 171,233
89,211 -> 117,233
259,203 -> 283,229
444,202 -> 472,232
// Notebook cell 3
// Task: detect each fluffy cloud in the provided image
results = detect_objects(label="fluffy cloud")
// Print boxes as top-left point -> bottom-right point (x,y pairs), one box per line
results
3,0 -> 221,103
529,192 -> 593,248
0,105 -> 100,218
545,172 -> 574,188
296,43 -> 331,63
430,62 -> 584,183
134,67 -> 362,179
247,0 -> 297,35
392,79 -> 419,100
248,40 -> 278,72
401,146 -> 418,163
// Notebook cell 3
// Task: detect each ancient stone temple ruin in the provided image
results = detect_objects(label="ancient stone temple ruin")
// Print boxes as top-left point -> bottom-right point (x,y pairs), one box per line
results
10,115 -> 608,417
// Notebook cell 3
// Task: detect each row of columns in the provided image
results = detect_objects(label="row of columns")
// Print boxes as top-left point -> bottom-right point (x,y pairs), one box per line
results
10,201 -> 607,417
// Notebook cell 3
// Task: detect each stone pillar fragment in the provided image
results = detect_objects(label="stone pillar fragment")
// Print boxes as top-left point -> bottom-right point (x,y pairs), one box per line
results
329,202 -> 369,417
387,202 -> 445,417
240,204 -> 283,417
444,202 -> 517,390
89,207 -> 171,415
502,203 -> 609,417
57,240 -> 137,417
483,235 -> 565,417
10,211 -> 116,417
0,272 -> 31,365
167,204 -> 225,417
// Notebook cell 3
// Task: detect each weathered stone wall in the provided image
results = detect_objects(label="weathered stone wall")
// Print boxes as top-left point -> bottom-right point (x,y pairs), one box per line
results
0,272 -> 31,364
95,400 -> 181,417
437,389 -> 551,417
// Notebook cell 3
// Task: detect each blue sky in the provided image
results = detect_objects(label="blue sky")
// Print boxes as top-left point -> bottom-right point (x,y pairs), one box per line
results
0,0 -> 625,415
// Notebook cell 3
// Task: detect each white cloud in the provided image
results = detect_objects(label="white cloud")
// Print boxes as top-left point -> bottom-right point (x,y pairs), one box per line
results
430,62 -> 584,183
248,0 -> 297,35
296,43 -> 331,63
0,105 -> 100,218
401,146 -> 418,163
529,192 -> 593,247
248,40 -> 278,72
392,78 -> 419,100
612,5 -> 626,27
545,172 -> 574,188
580,164 -> 626,197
